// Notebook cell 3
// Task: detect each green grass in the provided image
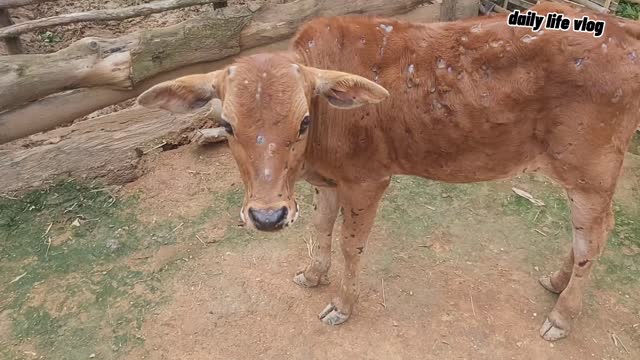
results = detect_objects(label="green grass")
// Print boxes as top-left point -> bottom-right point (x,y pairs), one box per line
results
379,176 -> 477,244
0,180 -> 172,359
375,171 -> 640,304
0,176 -> 294,359
498,175 -> 640,295
617,0 -> 640,20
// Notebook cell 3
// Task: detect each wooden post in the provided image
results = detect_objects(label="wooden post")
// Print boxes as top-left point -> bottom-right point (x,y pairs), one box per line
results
439,0 -> 456,22
0,8 -> 21,54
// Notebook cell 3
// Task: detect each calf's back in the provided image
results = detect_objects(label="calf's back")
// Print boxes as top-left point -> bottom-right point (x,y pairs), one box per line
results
291,3 -> 640,184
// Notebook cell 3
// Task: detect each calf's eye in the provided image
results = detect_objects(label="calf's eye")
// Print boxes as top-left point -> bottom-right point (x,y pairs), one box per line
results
299,114 -> 311,136
220,119 -> 234,136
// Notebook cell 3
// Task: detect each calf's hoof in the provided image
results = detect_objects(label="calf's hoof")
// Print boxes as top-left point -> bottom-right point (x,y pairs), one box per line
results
293,270 -> 329,288
538,275 -> 562,294
318,303 -> 350,326
539,316 -> 570,341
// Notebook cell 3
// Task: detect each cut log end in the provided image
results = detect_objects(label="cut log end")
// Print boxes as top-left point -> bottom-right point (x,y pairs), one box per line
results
193,127 -> 229,145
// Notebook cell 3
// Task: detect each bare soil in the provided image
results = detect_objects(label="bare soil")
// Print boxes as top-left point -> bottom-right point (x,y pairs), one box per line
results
119,143 -> 639,360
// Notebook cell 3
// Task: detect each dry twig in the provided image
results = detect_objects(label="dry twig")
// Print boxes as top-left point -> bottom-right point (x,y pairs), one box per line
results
196,234 -> 206,247
535,229 -> 548,237
44,236 -> 52,258
380,278 -> 387,309
611,333 -> 630,354
9,271 -> 27,284
470,293 -> 476,317
143,141 -> 167,154
42,222 -> 52,238
170,222 -> 184,233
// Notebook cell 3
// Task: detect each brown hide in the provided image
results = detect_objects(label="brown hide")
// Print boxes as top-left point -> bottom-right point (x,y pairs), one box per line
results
292,2 -> 640,187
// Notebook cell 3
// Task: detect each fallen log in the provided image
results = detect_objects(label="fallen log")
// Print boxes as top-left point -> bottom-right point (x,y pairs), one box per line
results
0,38 -> 287,144
0,4 -> 254,112
0,0 -> 228,38
0,105 -> 211,194
193,127 -> 228,145
0,0 -> 464,144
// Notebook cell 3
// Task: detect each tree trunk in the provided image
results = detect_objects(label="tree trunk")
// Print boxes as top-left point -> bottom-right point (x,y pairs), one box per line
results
0,0 -> 228,38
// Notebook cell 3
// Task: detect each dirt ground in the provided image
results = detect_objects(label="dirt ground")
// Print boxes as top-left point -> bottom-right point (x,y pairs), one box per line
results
1,1 -> 640,359
2,142 -> 640,359
123,145 -> 640,360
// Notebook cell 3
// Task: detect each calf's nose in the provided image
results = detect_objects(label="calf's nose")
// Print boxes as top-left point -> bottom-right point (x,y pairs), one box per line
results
248,206 -> 288,231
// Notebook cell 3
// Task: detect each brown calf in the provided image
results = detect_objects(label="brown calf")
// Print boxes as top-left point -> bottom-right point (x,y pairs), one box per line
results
136,2 -> 640,341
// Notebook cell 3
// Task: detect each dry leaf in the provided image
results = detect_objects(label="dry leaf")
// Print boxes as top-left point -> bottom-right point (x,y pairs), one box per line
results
512,187 -> 545,206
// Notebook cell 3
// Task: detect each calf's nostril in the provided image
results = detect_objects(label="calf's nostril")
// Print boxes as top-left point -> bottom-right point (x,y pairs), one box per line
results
248,207 -> 289,231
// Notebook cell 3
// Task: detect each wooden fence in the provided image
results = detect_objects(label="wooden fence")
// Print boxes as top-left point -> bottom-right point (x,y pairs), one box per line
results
0,0 -> 480,194
482,0 -> 640,15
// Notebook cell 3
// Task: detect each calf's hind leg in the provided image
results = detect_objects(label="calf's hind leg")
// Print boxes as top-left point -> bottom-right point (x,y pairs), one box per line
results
293,186 -> 339,287
539,247 -> 573,294
540,189 -> 616,341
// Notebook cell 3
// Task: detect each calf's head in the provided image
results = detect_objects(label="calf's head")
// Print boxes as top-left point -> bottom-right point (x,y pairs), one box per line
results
136,53 -> 389,232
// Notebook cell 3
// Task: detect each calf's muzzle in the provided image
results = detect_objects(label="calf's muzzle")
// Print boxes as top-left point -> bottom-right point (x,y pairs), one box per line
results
248,206 -> 289,231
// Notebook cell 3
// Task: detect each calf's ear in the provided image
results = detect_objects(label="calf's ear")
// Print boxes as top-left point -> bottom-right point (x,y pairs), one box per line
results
302,66 -> 390,109
136,70 -> 224,113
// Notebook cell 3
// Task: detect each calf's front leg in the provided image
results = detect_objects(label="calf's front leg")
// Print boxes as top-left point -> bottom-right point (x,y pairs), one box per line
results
318,179 -> 390,325
293,186 -> 339,287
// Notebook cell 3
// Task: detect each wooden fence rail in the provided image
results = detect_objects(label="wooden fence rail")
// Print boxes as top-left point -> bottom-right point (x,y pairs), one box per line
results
0,0 -> 455,144
0,0 -> 480,193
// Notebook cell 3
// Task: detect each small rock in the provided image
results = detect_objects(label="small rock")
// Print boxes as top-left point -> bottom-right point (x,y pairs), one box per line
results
392,321 -> 399,327
534,266 -> 540,272
516,341 -> 523,348
533,313 -> 537,317
45,136 -> 62,145
106,239 -> 120,251
89,354 -> 96,359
